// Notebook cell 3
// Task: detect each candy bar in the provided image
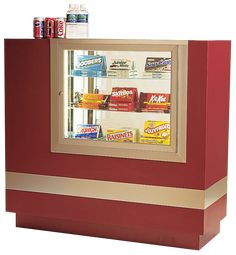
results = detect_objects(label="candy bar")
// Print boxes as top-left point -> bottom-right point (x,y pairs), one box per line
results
110,87 -> 138,103
82,93 -> 105,101
139,137 -> 162,145
72,55 -> 107,77
75,124 -> 101,139
143,121 -> 170,145
139,92 -> 170,112
144,57 -> 171,73
78,102 -> 100,109
78,94 -> 110,110
106,128 -> 138,143
108,102 -> 135,111
107,59 -> 138,78
109,59 -> 132,70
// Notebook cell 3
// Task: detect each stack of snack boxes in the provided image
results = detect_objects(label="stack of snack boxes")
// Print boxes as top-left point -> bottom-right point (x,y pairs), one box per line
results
108,87 -> 139,111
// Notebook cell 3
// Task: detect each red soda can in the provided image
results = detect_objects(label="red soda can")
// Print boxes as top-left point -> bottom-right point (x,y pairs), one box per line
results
33,17 -> 44,39
55,18 -> 66,38
44,18 -> 55,38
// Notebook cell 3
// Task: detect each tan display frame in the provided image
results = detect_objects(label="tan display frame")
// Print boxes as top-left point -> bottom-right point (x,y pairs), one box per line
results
51,39 -> 188,162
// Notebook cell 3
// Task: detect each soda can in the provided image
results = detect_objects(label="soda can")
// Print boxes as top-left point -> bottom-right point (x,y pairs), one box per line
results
33,17 -> 44,39
55,18 -> 66,38
44,18 -> 56,38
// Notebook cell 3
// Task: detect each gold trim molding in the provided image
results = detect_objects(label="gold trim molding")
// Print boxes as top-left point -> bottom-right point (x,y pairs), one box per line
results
6,172 -> 227,210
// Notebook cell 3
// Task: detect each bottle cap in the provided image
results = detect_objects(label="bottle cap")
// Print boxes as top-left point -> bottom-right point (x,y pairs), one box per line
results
80,4 -> 86,10
69,4 -> 79,9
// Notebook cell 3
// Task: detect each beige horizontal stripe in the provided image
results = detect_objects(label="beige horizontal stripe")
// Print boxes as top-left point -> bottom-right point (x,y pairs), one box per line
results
6,172 -> 227,210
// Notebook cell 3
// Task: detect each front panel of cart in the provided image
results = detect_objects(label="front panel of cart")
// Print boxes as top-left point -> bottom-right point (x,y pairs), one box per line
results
51,40 -> 188,162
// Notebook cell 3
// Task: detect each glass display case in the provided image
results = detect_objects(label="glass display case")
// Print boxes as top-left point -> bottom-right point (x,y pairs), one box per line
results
51,40 -> 188,162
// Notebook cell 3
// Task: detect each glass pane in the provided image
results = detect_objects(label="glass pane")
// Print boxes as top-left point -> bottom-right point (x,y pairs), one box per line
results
64,49 -> 172,146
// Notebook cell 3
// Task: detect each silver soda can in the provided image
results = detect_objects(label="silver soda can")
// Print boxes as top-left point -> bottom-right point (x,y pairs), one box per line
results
55,18 -> 66,38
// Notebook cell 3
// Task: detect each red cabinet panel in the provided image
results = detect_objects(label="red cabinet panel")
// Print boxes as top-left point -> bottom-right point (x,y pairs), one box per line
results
5,39 -> 230,249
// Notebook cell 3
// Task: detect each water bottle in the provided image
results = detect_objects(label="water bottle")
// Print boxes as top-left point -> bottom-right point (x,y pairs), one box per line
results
66,4 -> 89,38
77,4 -> 89,38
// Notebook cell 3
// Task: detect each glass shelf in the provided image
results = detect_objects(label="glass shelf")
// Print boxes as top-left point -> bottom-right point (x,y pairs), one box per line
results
64,48 -> 172,146
68,106 -> 170,114
68,73 -> 171,81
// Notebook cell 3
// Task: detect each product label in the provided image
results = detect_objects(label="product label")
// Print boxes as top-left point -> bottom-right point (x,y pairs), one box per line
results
75,124 -> 100,139
67,14 -> 78,23
145,57 -> 171,72
72,55 -> 107,77
106,129 -> 137,142
111,89 -> 133,97
143,121 -> 170,145
110,87 -> 138,103
77,14 -> 88,23
148,94 -> 168,104
139,93 -> 170,112
78,56 -> 103,68
66,14 -> 88,23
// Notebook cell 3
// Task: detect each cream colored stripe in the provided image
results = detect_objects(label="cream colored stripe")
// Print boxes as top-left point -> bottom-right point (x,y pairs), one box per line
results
6,172 -> 227,210
205,177 -> 227,208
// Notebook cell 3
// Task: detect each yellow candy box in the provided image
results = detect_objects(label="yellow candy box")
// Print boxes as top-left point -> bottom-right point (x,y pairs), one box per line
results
142,120 -> 170,145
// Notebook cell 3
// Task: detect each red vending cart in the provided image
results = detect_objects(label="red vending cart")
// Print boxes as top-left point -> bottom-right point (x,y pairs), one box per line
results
5,39 -> 231,249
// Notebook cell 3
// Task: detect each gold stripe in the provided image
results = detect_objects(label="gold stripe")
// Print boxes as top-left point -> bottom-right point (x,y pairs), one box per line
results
205,177 -> 227,208
6,172 -> 227,210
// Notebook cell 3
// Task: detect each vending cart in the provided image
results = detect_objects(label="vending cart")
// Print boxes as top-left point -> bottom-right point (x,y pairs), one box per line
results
5,39 -> 231,249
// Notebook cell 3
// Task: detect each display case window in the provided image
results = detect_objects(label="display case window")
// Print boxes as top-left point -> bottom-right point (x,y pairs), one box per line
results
51,40 -> 187,162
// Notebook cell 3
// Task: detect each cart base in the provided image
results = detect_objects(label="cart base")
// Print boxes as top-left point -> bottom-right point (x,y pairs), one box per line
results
16,212 -> 221,250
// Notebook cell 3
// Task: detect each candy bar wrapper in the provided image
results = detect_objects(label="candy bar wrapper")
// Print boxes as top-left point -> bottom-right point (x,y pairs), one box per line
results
78,94 -> 110,109
108,102 -> 135,112
78,102 -> 100,109
106,128 -> 138,143
144,57 -> 171,73
143,121 -> 170,145
107,69 -> 138,78
139,137 -> 164,145
72,55 -> 107,77
82,93 -> 105,101
75,124 -> 101,139
110,87 -> 138,104
109,59 -> 132,70
139,92 -> 170,112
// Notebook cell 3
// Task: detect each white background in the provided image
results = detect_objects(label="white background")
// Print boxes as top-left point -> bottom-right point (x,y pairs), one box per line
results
0,0 -> 235,254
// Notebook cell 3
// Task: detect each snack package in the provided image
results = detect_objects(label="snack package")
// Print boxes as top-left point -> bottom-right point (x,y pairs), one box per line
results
108,102 -> 135,111
72,55 -> 107,77
139,93 -> 170,112
109,59 -> 132,70
82,93 -> 104,101
75,124 -> 101,139
107,59 -> 138,78
106,128 -> 138,143
78,93 -> 110,109
109,87 -> 138,111
110,87 -> 138,103
139,137 -> 162,145
144,57 -> 171,73
142,121 -> 170,145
